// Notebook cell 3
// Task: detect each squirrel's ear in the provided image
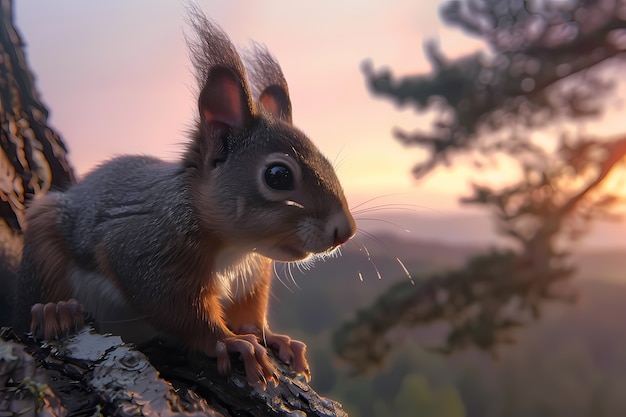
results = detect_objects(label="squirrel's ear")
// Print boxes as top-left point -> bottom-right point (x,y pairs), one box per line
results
186,11 -> 257,166
199,67 -> 253,130
245,43 -> 293,124
259,85 -> 292,124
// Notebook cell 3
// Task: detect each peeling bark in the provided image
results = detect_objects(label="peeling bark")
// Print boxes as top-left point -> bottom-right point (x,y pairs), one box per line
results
0,327 -> 347,417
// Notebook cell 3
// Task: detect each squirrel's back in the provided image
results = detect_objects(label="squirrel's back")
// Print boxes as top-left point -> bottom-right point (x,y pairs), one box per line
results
15,156 -> 208,334
60,155 -> 197,261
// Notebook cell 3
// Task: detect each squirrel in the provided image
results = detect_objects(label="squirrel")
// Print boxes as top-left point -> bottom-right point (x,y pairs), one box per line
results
13,8 -> 355,388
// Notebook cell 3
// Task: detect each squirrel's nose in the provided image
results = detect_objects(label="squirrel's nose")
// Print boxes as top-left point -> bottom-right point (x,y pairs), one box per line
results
329,211 -> 356,247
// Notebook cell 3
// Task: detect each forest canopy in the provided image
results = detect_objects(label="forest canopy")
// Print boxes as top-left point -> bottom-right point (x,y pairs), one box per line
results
334,0 -> 626,372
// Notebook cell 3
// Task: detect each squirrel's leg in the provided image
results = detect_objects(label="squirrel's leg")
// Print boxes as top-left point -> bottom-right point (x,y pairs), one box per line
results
17,194 -> 85,339
224,260 -> 311,381
180,284 -> 277,388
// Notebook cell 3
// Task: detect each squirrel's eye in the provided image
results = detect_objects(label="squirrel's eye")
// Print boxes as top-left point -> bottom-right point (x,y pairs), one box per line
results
265,164 -> 293,190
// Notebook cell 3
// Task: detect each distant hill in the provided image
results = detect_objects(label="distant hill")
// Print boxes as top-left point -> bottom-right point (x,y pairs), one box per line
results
270,231 -> 481,331
272,228 -> 625,289
269,231 -> 626,335
358,211 -> 626,250
268,233 -> 626,417
575,249 -> 626,283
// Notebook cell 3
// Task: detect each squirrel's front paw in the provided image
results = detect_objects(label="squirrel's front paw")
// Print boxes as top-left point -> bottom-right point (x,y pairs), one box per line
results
215,334 -> 278,389
237,325 -> 310,381
30,299 -> 84,340
263,333 -> 310,381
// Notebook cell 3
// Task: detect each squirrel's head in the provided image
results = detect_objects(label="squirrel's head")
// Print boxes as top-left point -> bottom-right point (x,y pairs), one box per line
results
185,10 -> 355,262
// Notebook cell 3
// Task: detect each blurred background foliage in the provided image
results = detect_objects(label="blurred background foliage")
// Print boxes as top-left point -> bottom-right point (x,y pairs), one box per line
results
333,0 -> 626,373
273,0 -> 626,415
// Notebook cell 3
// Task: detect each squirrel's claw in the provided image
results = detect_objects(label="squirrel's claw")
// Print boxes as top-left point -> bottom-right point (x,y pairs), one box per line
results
216,334 -> 278,389
215,340 -> 231,376
288,339 -> 311,381
30,299 -> 84,340
236,325 -> 311,382
259,331 -> 310,381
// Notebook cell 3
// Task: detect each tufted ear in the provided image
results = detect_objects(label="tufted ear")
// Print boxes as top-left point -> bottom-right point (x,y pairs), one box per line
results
245,43 -> 293,124
258,84 -> 292,123
199,66 -> 253,131
186,10 -> 257,167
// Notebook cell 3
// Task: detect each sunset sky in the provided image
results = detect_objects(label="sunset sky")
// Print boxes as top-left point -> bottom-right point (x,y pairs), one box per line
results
12,1 -> 626,248
14,1 -> 489,211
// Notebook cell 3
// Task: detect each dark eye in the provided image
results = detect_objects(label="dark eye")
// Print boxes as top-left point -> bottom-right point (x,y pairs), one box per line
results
264,164 -> 293,190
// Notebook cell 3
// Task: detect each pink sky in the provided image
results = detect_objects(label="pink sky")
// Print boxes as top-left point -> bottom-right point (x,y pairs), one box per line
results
14,1 -> 487,211
13,1 -> 626,248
